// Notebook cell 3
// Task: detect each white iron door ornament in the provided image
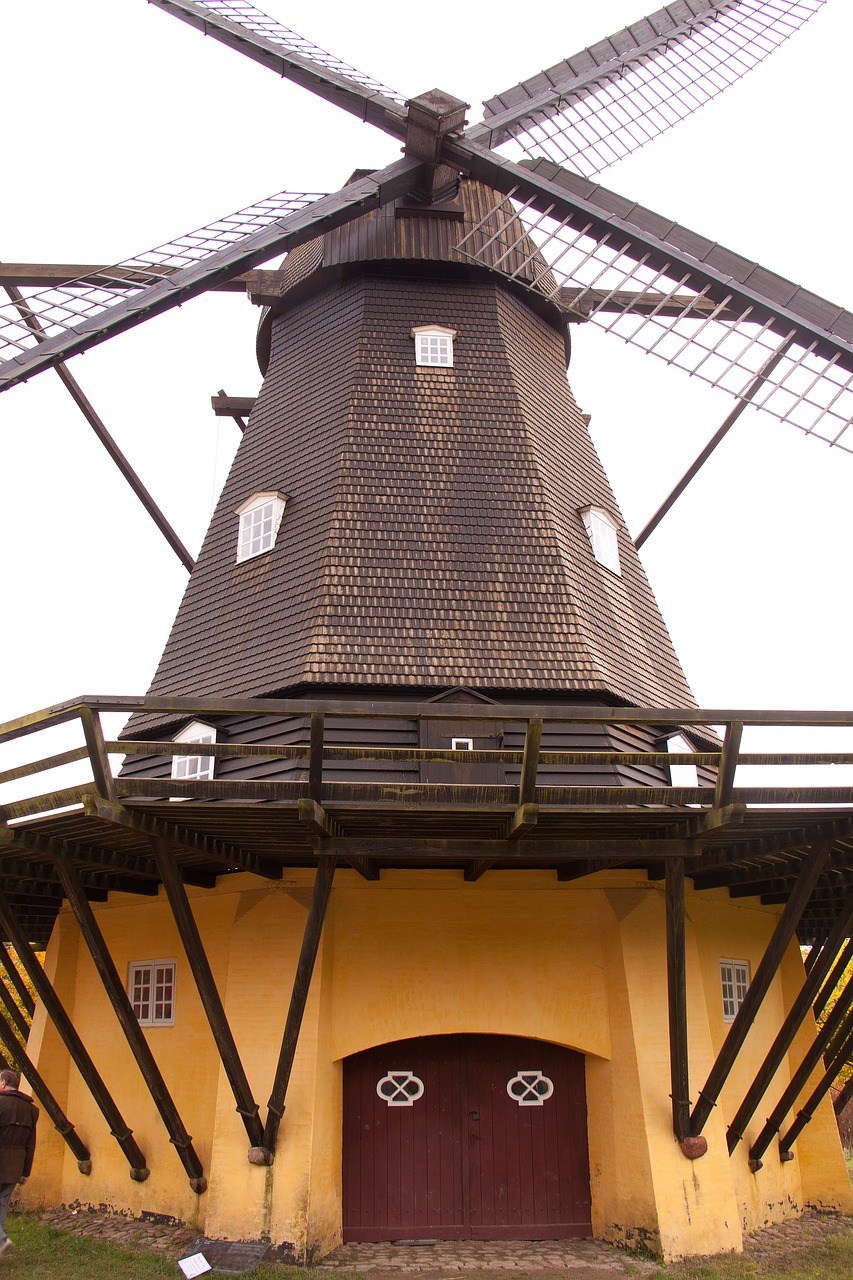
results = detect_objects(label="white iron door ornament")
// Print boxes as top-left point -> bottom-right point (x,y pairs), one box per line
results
376,1070 -> 425,1106
506,1070 -> 554,1106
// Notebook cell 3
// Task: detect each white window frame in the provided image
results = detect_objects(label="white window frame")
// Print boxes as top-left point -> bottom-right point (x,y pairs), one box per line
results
720,959 -> 750,1022
451,737 -> 473,751
129,960 -> 177,1027
235,491 -> 288,563
667,733 -> 699,789
171,721 -> 216,784
580,506 -> 621,576
411,325 -> 457,368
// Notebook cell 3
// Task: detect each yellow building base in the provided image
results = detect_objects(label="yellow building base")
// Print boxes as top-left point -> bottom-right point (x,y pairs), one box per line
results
19,869 -> 853,1261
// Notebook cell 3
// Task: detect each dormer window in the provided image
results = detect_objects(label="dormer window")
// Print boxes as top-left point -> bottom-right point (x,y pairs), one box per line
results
235,491 -> 288,562
412,325 -> 456,367
171,721 -> 216,783
667,733 -> 699,789
580,506 -> 620,575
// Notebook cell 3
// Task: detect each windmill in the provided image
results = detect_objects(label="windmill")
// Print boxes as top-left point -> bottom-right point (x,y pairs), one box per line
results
2,0 -> 853,1260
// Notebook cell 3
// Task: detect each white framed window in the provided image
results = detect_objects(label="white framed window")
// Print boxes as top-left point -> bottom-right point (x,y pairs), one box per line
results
411,325 -> 456,367
720,959 -> 749,1022
171,721 -> 216,783
235,491 -> 288,563
580,506 -> 621,575
667,734 -> 699,789
129,960 -> 176,1027
451,737 -> 473,751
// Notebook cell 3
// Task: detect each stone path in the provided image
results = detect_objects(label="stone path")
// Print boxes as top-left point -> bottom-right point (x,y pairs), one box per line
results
27,1205 -> 853,1275
317,1238 -> 650,1275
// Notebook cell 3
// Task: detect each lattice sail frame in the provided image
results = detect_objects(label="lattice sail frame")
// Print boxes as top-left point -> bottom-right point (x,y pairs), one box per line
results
485,0 -> 824,178
186,0 -> 406,102
453,191 -> 853,450
0,191 -> 322,361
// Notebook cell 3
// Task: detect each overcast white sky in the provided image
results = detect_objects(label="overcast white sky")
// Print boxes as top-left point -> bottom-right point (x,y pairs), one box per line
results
1,0 -> 852,775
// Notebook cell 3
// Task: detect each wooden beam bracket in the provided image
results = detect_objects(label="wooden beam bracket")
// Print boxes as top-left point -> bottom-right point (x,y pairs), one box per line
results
690,842 -> 831,1140
51,855 -> 207,1191
0,889 -> 149,1180
261,856 -> 336,1153
148,836 -> 266,1154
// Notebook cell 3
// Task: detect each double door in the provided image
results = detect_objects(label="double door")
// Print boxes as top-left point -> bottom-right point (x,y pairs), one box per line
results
342,1033 -> 591,1241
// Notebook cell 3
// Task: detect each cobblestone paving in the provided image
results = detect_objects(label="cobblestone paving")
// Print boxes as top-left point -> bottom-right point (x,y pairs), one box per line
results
26,1205 -> 853,1274
316,1237 -> 651,1274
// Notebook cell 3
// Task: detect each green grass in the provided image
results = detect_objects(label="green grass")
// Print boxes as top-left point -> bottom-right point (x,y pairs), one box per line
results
644,1233 -> 853,1280
0,1215 -> 316,1280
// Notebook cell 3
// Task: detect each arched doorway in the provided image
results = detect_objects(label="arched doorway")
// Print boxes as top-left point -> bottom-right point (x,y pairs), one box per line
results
342,1033 -> 592,1241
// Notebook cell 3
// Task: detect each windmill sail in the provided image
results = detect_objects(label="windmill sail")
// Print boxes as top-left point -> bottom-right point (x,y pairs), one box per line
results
473,0 -> 825,176
0,164 -> 422,392
449,149 -> 853,449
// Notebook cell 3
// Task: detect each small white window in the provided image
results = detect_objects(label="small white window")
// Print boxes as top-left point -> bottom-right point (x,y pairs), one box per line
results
667,734 -> 699,789
451,737 -> 473,751
171,721 -> 216,784
411,325 -> 457,367
235,491 -> 288,563
129,960 -> 176,1027
720,959 -> 749,1022
580,506 -> 621,575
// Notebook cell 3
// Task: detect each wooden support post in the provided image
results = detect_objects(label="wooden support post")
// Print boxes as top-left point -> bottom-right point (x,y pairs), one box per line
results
833,1069 -> 853,1117
147,837 -> 267,1157
0,891 -> 149,1179
747,972 -> 853,1167
0,976 -> 30,1040
779,1019 -> 853,1158
0,1010 -> 92,1173
813,933 -> 853,1020
666,859 -> 699,1152
261,856 -> 336,1153
518,718 -> 542,807
309,712 -> 324,803
79,707 -> 117,803
714,721 -> 743,810
725,891 -> 853,1151
50,856 -> 207,1192
0,947 -> 35,1018
690,843 -> 830,1139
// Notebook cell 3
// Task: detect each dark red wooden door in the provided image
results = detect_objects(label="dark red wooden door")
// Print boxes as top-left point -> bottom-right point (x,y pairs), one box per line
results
342,1034 -> 591,1242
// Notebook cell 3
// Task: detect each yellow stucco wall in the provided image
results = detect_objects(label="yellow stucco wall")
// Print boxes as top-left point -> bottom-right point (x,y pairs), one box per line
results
19,868 -> 853,1260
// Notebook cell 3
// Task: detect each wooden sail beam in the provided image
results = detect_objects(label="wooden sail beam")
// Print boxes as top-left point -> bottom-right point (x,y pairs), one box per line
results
0,263 -> 258,291
689,844 -> 831,1139
2,285 -> 195,572
147,837 -> 266,1155
51,854 -> 207,1192
261,856 -> 336,1153
0,889 -> 149,1179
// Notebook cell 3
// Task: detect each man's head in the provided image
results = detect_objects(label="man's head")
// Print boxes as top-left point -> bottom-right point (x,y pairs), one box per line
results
0,1070 -> 20,1092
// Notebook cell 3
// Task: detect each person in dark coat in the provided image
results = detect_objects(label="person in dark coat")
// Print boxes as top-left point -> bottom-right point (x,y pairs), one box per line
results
0,1068 -> 38,1260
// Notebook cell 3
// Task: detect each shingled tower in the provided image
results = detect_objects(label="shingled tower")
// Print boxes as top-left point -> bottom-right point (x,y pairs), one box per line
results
131,178 -> 696,736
